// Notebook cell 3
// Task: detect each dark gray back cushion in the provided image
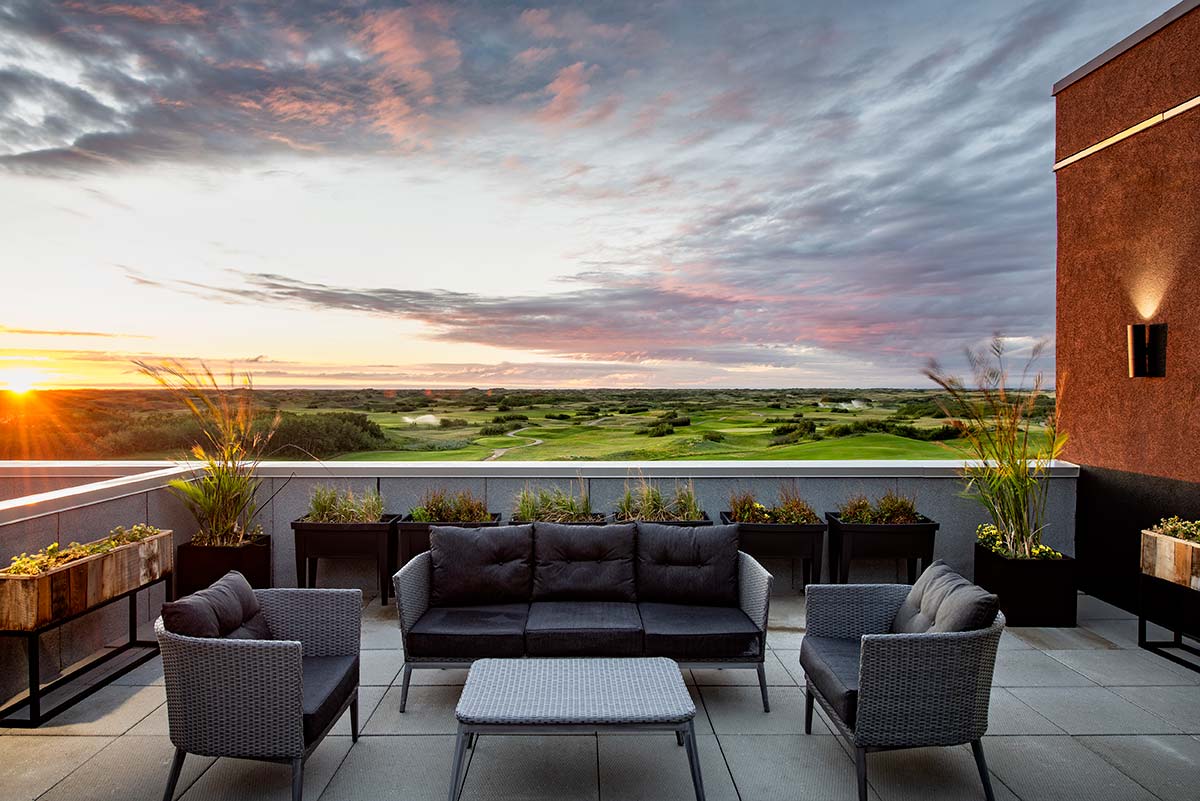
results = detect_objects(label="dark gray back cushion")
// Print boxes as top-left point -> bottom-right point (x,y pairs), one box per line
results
430,524 -> 534,607
162,570 -> 271,639
892,560 -> 999,634
636,522 -> 739,606
533,522 -> 637,602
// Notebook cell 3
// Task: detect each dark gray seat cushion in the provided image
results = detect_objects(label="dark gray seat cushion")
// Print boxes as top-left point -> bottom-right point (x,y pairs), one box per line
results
639,602 -> 759,659
407,604 -> 529,658
429,524 -> 534,607
525,601 -> 643,656
302,654 -> 358,745
799,636 -> 860,727
636,522 -> 739,606
161,570 -> 272,639
892,560 -> 1000,634
533,522 -> 637,602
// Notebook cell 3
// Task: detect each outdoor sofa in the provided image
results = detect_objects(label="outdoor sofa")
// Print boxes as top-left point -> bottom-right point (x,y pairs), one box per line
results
394,521 -> 775,711
800,562 -> 1005,801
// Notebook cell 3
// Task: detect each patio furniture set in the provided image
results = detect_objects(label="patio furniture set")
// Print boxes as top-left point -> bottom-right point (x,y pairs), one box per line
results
152,522 -> 1005,801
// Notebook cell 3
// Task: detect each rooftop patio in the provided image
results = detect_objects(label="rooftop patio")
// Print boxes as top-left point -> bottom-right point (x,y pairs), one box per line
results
2,585 -> 1197,801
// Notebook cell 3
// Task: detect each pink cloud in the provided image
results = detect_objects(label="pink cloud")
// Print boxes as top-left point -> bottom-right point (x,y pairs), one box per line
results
355,5 -> 461,96
518,7 -> 631,47
629,91 -> 676,135
69,1 -> 207,25
514,46 -> 556,66
705,88 -> 754,121
538,62 -> 595,122
260,87 -> 351,126
518,9 -> 558,39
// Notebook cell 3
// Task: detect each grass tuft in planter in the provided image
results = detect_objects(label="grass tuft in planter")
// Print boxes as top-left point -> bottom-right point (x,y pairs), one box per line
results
614,477 -> 708,525
399,488 -> 500,566
512,479 -> 603,524
293,485 -> 398,605
826,491 -> 939,584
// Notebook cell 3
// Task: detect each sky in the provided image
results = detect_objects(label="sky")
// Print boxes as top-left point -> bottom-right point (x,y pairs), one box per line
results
0,0 -> 1172,389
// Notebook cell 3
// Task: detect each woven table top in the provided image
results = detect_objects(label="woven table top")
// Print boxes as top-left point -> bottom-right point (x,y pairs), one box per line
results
455,657 -> 695,726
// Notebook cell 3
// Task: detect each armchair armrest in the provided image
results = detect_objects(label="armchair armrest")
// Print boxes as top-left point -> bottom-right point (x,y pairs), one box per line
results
803,583 -> 911,639
256,588 -> 362,657
156,619 -> 305,759
738,551 -> 773,631
394,551 -> 432,650
854,613 -> 1005,748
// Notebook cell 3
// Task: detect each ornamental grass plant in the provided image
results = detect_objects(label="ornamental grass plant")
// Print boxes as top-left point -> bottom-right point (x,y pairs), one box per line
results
615,477 -> 704,522
409,488 -> 490,523
513,478 -> 594,522
307,486 -> 385,523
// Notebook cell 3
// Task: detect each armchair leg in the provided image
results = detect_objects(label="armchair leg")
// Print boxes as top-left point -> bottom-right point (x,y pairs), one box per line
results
756,663 -> 770,713
350,694 -> 360,743
399,664 -> 413,712
855,747 -> 868,801
971,740 -> 996,801
803,686 -> 814,735
291,757 -> 304,801
162,747 -> 186,801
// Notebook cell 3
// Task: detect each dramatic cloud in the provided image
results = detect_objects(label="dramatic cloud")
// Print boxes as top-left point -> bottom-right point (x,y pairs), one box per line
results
1,0 -> 1165,386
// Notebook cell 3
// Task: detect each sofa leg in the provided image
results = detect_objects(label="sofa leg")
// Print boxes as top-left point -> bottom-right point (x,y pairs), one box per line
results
676,730 -> 685,747
399,664 -> 413,712
162,747 -> 186,801
855,747 -> 868,801
804,687 -> 814,735
291,757 -> 304,801
350,694 -> 359,743
971,739 -> 996,801
756,663 -> 770,712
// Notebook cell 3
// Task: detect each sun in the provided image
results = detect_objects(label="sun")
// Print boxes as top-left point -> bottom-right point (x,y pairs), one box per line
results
0,368 -> 45,394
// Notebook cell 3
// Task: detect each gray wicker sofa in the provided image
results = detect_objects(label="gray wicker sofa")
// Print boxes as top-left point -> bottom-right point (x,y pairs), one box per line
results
394,521 -> 775,711
800,563 -> 1005,801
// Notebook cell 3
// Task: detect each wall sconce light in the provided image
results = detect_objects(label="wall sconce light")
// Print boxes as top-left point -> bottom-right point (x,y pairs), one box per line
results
1128,323 -> 1167,377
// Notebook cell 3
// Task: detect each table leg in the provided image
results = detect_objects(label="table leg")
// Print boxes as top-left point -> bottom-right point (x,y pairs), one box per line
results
447,725 -> 469,801
683,719 -> 706,801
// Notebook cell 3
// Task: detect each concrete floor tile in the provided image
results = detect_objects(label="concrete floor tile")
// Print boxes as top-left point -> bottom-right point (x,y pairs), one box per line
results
38,734 -> 214,801
1077,735 -> 1200,801
362,685 -> 462,735
1108,685 -> 1200,733
407,666 -> 470,686
599,734 -> 737,801
7,685 -> 165,737
1008,626 -> 1118,651
992,649 -> 1095,687
1079,619 -> 1172,650
459,734 -> 598,800
1077,595 -> 1136,621
984,688 -> 1064,735
178,736 -> 351,801
359,649 -> 402,686
331,685 -> 387,737
720,734 -> 869,801
996,629 -> 1034,651
766,630 -> 805,650
1009,686 -> 1181,735
863,743 -> 1019,801
318,735 -> 461,801
0,735 -> 113,801
691,652 -> 795,687
984,735 -> 1158,801
1046,649 -> 1200,687
700,686 -> 832,735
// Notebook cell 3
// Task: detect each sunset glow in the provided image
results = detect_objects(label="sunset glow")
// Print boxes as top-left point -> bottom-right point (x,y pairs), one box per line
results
0,369 -> 45,395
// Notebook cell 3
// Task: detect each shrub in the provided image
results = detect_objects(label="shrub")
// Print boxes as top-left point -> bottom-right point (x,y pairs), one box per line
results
977,523 -> 1062,559
1150,516 -> 1200,543
409,489 -> 490,523
646,423 -> 674,437
702,431 -> 726,442
439,417 -> 469,428
307,486 -> 384,523
545,412 -> 572,420
492,413 -> 529,422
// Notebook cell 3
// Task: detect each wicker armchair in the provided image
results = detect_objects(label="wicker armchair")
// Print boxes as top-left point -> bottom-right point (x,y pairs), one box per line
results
156,588 -> 362,801
801,583 -> 1004,801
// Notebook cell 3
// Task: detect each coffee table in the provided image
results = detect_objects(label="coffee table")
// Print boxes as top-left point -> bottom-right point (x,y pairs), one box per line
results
448,657 -> 704,801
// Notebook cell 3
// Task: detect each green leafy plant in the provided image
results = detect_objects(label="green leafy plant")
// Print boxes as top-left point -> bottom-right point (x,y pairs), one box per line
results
306,486 -> 385,523
512,479 -> 593,522
1150,516 -> 1200,544
925,336 -> 1066,559
409,488 -> 491,523
977,523 -> 1062,559
136,360 -> 280,547
837,491 -> 920,525
4,524 -> 162,576
728,485 -> 820,525
615,478 -> 704,522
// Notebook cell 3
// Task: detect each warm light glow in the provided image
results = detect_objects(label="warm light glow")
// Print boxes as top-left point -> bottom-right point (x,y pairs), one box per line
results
0,368 -> 46,394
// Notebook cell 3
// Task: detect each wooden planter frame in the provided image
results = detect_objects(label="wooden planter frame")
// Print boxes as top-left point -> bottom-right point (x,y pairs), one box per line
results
1138,529 -> 1200,672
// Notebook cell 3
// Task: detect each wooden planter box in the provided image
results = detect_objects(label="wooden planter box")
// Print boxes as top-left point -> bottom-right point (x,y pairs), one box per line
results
293,515 -> 401,606
1141,529 -> 1200,590
0,530 -> 173,632
826,513 -> 940,584
974,542 -> 1076,627
721,513 -> 826,589
176,535 -> 271,598
398,513 -> 501,566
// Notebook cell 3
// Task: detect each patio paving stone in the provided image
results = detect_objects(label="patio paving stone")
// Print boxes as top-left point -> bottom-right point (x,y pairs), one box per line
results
860,743 -> 1019,801
982,688 -> 1064,735
598,734 -> 738,801
359,649 -> 403,686
983,734 -> 1159,801
1045,648 -> 1200,687
457,734 -> 598,801
1077,734 -> 1200,801
176,735 -> 351,801
691,651 -> 795,687
317,735 -> 462,801
1107,684 -> 1200,733
0,735 -> 112,801
1008,626 -> 1119,651
700,686 -> 833,736
991,649 -> 1095,687
719,734 -> 870,801
1008,686 -> 1182,735
36,733 -> 214,801
362,685 -> 467,735
6,684 -> 165,737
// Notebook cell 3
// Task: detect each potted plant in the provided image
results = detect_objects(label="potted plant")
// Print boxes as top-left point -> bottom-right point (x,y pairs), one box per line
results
511,480 -> 604,524
926,336 -> 1074,626
614,478 -> 710,526
1142,516 -> 1200,590
137,360 -> 280,597
825,491 -> 940,584
721,485 -> 825,589
1138,516 -> 1200,664
0,524 -> 172,631
398,488 -> 500,565
292,486 -> 399,606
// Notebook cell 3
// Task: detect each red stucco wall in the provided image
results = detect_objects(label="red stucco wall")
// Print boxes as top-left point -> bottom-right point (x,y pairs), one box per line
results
1055,9 -> 1200,484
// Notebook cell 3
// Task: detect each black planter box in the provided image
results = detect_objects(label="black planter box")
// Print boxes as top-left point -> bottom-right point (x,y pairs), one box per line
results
826,513 -> 940,584
398,513 -> 502,566
292,515 -> 400,606
510,514 -> 608,526
614,512 -> 713,527
973,542 -> 1076,627
176,536 -> 272,598
721,512 -> 826,589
